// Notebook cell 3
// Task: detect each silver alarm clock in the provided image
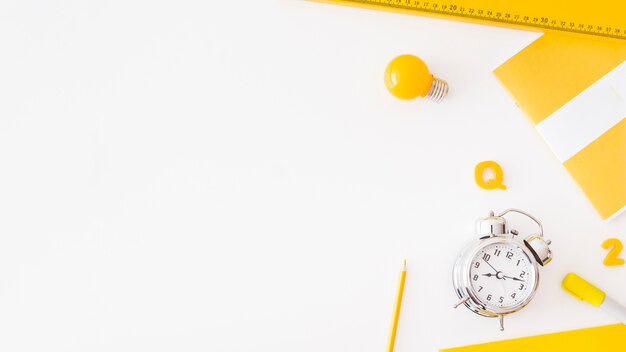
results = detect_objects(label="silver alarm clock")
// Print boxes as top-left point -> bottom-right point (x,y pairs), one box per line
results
452,209 -> 553,331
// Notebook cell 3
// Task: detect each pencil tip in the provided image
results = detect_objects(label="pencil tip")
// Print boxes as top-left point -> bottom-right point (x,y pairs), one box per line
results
403,259 -> 406,270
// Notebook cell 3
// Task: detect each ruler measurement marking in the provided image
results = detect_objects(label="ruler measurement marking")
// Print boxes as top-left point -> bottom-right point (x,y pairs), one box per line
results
340,0 -> 626,40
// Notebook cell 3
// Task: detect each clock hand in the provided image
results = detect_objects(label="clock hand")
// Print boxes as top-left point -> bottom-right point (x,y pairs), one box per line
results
482,272 -> 507,280
482,259 -> 507,280
483,258 -> 499,273
503,275 -> 523,281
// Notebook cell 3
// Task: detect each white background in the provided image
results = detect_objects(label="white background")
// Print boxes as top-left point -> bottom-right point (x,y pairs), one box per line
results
0,1 -> 624,351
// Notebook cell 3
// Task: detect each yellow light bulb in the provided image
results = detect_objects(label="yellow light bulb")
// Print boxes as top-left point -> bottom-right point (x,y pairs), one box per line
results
384,54 -> 448,102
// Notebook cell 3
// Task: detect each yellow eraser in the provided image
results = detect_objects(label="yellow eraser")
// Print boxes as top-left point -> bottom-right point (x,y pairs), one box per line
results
562,273 -> 606,307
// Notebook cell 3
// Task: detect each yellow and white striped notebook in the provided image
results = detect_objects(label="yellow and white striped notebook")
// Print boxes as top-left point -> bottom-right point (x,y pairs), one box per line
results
495,34 -> 626,220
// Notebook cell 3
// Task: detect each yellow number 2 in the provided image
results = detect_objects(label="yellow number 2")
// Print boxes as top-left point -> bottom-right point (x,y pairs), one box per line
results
602,238 -> 625,266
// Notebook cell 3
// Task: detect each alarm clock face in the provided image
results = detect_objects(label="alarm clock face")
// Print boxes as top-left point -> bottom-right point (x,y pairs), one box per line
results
468,242 -> 537,312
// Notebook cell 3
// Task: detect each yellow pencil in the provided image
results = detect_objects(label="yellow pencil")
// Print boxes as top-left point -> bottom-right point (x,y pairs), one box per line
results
387,259 -> 406,352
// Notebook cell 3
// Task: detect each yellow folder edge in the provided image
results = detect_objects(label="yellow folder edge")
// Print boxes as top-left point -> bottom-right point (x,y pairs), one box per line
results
440,324 -> 626,351
493,33 -> 626,125
563,118 -> 626,219
493,33 -> 626,219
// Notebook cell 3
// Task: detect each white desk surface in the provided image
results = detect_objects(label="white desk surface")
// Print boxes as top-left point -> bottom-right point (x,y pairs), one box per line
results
1,1 -> 624,351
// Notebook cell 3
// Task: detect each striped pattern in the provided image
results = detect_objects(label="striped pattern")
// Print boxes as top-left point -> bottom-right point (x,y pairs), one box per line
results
495,33 -> 626,220
536,63 -> 626,163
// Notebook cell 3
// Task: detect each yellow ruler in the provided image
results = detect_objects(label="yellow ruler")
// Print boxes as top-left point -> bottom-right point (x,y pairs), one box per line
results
314,0 -> 626,41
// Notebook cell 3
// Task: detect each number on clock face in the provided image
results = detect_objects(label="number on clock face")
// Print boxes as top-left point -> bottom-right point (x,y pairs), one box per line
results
469,243 -> 534,310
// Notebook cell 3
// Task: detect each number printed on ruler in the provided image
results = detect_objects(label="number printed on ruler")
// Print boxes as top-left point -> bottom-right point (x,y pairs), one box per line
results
332,0 -> 626,40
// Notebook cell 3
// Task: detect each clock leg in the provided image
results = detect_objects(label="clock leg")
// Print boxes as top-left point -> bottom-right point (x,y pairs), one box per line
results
452,296 -> 470,308
499,314 -> 505,331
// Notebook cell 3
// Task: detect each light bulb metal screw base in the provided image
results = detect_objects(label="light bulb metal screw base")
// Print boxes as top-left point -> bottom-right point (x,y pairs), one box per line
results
425,76 -> 448,102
